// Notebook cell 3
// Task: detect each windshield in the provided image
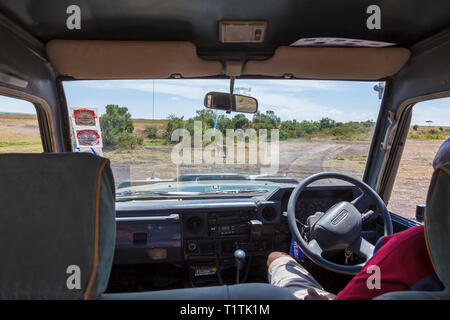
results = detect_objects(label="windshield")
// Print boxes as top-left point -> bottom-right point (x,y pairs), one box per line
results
63,79 -> 382,199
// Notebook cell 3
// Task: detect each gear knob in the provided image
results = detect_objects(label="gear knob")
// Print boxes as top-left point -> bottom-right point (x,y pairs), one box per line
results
234,249 -> 246,284
234,249 -> 246,262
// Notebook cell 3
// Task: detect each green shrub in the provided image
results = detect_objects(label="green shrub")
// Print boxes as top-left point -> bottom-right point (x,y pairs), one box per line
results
100,105 -> 134,147
412,124 -> 419,131
117,133 -> 144,149
0,141 -> 36,147
164,114 -> 185,143
145,126 -> 158,139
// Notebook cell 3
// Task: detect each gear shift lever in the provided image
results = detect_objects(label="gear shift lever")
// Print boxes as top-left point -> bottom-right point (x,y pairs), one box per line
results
234,249 -> 246,284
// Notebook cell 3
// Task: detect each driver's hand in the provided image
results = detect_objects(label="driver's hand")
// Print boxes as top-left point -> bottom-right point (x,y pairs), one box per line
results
267,251 -> 290,268
304,288 -> 335,300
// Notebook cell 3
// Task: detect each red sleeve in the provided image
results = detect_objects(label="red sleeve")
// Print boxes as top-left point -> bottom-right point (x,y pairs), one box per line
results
335,225 -> 435,300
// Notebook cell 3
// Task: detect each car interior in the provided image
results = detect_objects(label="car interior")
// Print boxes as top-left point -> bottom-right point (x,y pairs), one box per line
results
0,1 -> 449,300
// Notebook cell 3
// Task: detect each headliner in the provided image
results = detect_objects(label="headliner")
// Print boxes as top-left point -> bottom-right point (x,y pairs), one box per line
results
0,0 -> 449,59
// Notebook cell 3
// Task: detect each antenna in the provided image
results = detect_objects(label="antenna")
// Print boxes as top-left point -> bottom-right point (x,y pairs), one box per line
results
152,80 -> 155,119
373,82 -> 384,100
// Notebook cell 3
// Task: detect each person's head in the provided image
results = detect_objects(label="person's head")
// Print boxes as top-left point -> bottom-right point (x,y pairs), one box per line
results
433,138 -> 450,169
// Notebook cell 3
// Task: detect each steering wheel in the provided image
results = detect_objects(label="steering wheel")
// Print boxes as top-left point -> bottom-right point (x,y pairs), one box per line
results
287,172 -> 393,275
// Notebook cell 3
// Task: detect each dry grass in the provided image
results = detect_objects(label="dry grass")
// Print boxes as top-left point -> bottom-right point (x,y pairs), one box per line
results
1,115 -> 449,219
408,125 -> 450,140
0,113 -> 37,120
104,137 -> 449,219
0,114 -> 42,153
387,139 -> 447,218
132,119 -> 169,135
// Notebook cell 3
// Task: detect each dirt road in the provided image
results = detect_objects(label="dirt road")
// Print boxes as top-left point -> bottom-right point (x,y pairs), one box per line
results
279,140 -> 369,182
105,138 -> 444,219
0,113 -> 445,220
106,140 -> 371,187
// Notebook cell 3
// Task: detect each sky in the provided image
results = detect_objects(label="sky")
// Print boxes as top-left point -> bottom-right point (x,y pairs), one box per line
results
1,79 -> 449,125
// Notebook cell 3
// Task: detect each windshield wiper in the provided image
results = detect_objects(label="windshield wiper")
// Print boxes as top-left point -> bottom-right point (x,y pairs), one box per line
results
117,190 -> 167,197
115,188 -> 270,202
116,190 -> 202,201
204,188 -> 270,195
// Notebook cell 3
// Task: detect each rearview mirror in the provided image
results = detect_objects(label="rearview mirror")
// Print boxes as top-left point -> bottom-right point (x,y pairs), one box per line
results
204,92 -> 258,114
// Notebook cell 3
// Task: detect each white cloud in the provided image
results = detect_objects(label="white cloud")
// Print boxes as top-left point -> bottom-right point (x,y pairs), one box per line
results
69,80 -> 449,124
78,80 -> 229,100
74,79 -> 352,121
411,100 -> 450,126
76,79 -> 343,100
0,95 -> 36,114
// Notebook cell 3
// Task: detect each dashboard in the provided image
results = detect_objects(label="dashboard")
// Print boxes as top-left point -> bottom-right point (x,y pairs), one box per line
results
113,184 -> 360,269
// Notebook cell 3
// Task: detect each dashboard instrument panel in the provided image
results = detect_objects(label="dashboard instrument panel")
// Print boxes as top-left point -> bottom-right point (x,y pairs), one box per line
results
113,184 -> 360,266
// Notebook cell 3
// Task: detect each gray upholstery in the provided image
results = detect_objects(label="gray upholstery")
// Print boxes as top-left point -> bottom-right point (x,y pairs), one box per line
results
0,153 -> 115,299
375,289 -> 450,300
0,153 -> 295,300
424,163 -> 450,289
101,283 -> 296,300
376,162 -> 450,300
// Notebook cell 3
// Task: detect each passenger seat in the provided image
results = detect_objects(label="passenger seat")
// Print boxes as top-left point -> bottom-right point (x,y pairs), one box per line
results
0,153 -> 294,300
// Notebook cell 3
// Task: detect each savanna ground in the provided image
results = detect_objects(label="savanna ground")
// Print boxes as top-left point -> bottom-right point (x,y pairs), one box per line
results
1,114 -> 449,219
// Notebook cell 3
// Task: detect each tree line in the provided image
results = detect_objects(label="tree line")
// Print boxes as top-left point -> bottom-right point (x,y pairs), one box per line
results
99,104 -> 376,149
149,109 -> 375,143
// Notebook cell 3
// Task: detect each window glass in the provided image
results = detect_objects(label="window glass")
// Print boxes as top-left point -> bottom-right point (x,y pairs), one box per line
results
388,97 -> 450,218
63,79 -> 381,199
0,95 -> 43,153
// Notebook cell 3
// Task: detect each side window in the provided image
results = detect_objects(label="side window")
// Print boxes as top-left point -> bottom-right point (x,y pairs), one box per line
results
388,97 -> 450,218
0,95 -> 43,153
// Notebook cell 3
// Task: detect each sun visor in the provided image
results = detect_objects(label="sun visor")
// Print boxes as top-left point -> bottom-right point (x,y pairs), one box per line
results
245,47 -> 410,80
46,40 -> 223,79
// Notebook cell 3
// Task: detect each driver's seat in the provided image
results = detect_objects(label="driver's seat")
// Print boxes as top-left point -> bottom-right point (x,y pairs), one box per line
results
375,162 -> 450,300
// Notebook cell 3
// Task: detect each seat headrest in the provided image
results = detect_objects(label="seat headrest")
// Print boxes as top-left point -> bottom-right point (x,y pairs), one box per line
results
0,153 -> 116,299
425,162 -> 450,289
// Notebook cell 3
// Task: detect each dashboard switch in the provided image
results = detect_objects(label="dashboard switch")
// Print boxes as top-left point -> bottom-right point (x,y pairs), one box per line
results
133,232 -> 147,245
249,219 -> 263,241
187,242 -> 197,252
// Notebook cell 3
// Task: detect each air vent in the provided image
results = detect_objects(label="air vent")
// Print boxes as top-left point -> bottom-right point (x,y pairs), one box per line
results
219,21 -> 267,43
183,212 -> 208,238
261,205 -> 277,221
186,216 -> 203,233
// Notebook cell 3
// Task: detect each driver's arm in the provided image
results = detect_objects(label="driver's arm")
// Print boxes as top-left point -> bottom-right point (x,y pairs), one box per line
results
334,225 -> 443,300
267,252 -> 335,300
336,138 -> 450,300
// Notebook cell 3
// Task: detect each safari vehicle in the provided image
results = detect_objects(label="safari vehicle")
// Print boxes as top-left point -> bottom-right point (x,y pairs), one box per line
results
0,1 -> 449,300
